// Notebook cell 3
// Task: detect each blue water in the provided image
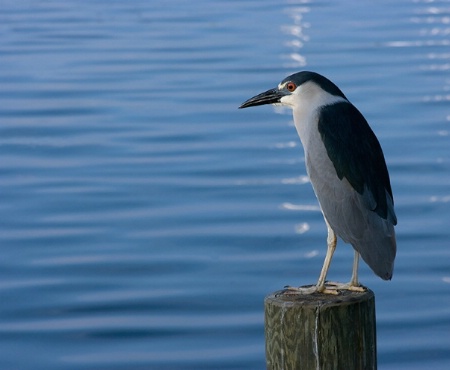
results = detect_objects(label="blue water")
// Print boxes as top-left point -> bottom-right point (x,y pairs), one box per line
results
1,0 -> 450,369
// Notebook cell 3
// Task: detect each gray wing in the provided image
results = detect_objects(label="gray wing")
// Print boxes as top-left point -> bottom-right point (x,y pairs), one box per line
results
318,102 -> 397,225
311,102 -> 396,279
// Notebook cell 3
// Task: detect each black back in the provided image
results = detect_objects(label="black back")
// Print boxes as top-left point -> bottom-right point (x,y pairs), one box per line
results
318,101 -> 396,225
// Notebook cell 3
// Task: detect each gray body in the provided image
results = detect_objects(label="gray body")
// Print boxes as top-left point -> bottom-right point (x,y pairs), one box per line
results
240,71 -> 397,283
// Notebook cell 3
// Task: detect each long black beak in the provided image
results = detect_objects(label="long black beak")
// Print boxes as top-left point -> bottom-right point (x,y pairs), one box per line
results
239,88 -> 288,109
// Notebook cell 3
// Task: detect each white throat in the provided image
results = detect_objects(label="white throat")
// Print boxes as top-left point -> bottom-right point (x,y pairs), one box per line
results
280,81 -> 347,151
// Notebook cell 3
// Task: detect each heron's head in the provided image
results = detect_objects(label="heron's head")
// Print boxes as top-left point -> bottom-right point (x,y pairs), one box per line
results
239,71 -> 347,110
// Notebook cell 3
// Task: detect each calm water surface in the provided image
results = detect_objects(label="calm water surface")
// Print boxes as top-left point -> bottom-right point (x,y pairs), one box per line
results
1,1 -> 450,369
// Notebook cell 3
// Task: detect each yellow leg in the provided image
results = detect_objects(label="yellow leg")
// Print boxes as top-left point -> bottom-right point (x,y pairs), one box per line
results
350,251 -> 360,286
283,223 -> 364,296
283,220 -> 338,295
316,220 -> 338,294
330,251 -> 365,292
316,228 -> 365,294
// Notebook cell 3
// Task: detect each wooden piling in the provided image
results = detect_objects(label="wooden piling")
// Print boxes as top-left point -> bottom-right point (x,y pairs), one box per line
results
264,286 -> 376,370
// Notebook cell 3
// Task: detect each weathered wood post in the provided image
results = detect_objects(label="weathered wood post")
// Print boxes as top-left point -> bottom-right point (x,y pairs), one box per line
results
265,287 -> 376,370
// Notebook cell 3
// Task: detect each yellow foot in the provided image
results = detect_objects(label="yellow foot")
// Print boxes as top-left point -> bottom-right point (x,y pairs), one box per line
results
283,285 -> 318,295
283,282 -> 366,295
317,285 -> 339,295
283,284 -> 338,295
325,281 -> 366,292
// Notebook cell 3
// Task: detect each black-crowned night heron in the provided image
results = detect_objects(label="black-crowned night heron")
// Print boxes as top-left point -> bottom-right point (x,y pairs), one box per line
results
239,71 -> 397,294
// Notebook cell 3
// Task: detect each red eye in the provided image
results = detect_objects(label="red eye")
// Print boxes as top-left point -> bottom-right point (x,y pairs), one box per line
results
286,82 -> 297,92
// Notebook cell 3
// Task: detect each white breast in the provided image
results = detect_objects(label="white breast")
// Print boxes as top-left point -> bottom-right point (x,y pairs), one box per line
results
283,81 -> 351,223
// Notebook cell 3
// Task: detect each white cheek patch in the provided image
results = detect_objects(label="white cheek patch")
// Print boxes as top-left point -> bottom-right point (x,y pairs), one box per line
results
279,94 -> 296,107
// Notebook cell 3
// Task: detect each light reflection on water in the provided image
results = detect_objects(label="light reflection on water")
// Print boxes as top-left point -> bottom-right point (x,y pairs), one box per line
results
0,1 -> 450,369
